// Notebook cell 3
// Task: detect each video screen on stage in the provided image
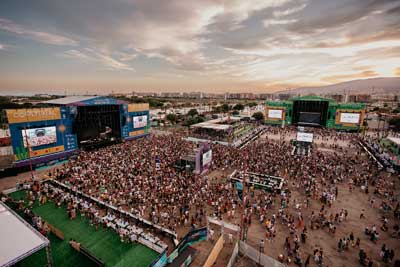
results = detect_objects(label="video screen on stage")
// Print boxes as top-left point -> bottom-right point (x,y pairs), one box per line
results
299,112 -> 321,124
268,109 -> 283,119
202,150 -> 212,166
22,126 -> 57,147
133,115 -> 148,128
340,113 -> 360,124
297,132 -> 313,143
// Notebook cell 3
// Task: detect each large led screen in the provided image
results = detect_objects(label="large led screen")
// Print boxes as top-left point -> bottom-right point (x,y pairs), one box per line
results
133,115 -> 148,128
296,132 -> 313,143
202,150 -> 212,166
268,109 -> 283,119
340,113 -> 360,124
22,126 -> 57,147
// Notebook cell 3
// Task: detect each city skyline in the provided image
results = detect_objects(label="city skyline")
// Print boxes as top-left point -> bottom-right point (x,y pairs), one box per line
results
0,0 -> 399,95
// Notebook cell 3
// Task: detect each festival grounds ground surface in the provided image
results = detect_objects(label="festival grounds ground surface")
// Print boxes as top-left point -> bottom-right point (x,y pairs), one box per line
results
8,190 -> 158,267
1,129 -> 400,267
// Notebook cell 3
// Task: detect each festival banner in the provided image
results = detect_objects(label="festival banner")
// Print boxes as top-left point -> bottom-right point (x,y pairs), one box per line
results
129,129 -> 145,137
128,103 -> 149,112
167,227 -> 208,263
6,108 -> 61,124
149,250 -> 167,267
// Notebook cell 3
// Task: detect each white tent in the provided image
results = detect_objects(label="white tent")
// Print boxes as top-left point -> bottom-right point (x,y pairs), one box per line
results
0,202 -> 50,267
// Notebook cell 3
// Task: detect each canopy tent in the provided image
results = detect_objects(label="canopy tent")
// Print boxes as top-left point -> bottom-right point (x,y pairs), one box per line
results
190,122 -> 231,131
0,202 -> 50,267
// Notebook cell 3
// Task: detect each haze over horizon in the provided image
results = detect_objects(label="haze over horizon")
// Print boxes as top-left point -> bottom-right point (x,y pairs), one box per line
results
0,0 -> 400,95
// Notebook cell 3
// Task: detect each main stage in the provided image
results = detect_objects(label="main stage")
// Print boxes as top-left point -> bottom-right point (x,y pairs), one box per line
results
5,96 -> 150,169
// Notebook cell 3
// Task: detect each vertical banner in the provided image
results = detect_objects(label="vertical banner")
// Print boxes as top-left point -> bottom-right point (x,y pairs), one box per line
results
149,250 -> 167,267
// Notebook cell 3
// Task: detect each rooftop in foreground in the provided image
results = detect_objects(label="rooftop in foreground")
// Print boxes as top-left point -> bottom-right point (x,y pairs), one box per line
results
0,201 -> 49,267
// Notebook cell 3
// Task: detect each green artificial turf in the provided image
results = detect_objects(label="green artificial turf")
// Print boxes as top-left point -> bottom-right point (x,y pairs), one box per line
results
8,190 -> 159,267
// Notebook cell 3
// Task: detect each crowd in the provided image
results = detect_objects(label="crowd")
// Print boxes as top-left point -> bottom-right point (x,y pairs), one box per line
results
5,125 -> 399,266
3,180 -> 168,252
50,135 -> 212,235
211,127 -> 399,266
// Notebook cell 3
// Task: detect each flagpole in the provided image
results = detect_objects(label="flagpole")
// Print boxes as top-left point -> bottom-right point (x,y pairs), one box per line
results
23,119 -> 35,181
239,150 -> 248,241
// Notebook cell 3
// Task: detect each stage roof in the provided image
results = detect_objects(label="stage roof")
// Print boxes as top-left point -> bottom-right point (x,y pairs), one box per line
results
42,96 -> 127,106
290,95 -> 335,102
0,202 -> 49,267
42,95 -> 100,105
388,136 -> 400,146
191,122 -> 231,130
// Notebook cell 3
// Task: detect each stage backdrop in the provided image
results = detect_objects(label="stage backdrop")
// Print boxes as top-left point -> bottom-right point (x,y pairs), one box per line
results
6,107 -> 78,167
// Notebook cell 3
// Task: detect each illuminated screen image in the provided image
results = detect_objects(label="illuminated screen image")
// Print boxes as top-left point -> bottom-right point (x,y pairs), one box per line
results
22,126 -> 57,147
268,109 -> 283,119
340,113 -> 360,124
202,150 -> 212,166
297,132 -> 313,142
133,115 -> 148,128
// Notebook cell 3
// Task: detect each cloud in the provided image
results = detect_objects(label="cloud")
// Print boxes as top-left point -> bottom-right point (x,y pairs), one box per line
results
0,18 -> 78,46
61,49 -> 134,71
263,19 -> 297,27
0,0 -> 400,92
321,70 -> 379,83
273,3 -> 307,17
395,67 -> 400,76
63,49 -> 91,60
118,53 -> 137,62
286,0 -> 398,34
97,53 -> 134,71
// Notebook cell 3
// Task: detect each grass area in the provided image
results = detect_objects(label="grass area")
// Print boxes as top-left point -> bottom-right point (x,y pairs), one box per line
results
9,190 -> 159,267
18,233 -> 98,267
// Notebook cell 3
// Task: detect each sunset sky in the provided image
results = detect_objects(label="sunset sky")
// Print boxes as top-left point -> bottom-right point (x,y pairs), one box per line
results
0,0 -> 399,95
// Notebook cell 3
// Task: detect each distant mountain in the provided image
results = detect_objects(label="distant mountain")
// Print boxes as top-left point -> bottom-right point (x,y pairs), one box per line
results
277,77 -> 400,95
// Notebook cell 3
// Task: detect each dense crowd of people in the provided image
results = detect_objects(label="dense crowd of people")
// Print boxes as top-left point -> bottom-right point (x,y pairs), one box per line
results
5,125 -> 400,266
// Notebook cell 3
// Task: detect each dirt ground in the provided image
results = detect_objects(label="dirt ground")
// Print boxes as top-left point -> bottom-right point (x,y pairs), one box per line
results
0,167 -> 52,191
1,131 -> 399,267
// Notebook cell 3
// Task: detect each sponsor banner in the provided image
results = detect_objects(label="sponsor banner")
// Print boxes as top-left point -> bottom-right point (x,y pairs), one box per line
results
268,109 -> 283,119
149,250 -> 167,267
6,108 -> 61,124
167,227 -> 208,263
128,103 -> 149,112
14,145 -> 65,160
202,150 -> 212,166
340,112 -> 360,124
29,145 -> 65,158
129,130 -> 145,137
296,132 -> 313,142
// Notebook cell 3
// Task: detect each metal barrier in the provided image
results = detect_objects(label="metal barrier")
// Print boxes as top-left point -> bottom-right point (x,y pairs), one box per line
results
238,241 -> 286,267
226,241 -> 239,267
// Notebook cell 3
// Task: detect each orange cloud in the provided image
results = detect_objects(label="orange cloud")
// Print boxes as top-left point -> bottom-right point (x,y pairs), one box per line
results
321,70 -> 379,83
309,29 -> 400,49
395,67 -> 400,76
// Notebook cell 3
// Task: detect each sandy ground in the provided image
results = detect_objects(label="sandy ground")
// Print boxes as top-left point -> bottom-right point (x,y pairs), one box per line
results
245,182 -> 400,267
0,167 -> 53,191
1,130 -> 399,267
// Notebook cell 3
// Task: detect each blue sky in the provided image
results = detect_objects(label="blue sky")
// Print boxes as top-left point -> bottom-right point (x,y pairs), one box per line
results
0,0 -> 399,94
